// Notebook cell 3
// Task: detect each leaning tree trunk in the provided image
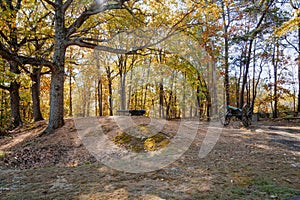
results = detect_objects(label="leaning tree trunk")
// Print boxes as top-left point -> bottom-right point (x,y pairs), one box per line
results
31,67 -> 44,121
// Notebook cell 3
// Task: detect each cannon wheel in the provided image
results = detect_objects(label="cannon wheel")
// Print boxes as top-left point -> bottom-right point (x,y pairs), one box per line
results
242,104 -> 252,127
219,105 -> 230,126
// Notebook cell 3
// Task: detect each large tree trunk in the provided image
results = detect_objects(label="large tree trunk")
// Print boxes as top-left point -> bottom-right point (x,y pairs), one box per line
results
31,67 -> 44,121
9,61 -> 22,127
9,82 -> 22,127
46,67 -> 65,132
45,1 -> 66,133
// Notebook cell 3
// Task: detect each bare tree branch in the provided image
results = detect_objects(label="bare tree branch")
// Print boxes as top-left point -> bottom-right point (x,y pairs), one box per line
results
0,30 -> 9,44
19,64 -> 31,74
62,0 -> 73,12
0,84 -> 10,90
0,42 -> 54,69
66,2 -> 122,38
67,38 -> 129,54
18,56 -> 54,70
69,17 -> 112,38
68,27 -> 177,56
284,36 -> 300,53
72,29 -> 127,43
42,0 -> 57,8
290,0 -> 299,9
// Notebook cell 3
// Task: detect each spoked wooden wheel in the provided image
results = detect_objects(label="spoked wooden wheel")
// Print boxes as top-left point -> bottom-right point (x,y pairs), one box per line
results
242,104 -> 252,127
218,105 -> 230,126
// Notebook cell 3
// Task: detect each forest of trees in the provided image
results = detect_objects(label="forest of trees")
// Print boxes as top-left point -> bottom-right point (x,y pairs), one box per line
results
0,0 -> 299,133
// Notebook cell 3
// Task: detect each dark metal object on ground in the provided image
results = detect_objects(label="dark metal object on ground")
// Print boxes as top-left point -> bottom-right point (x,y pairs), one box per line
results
219,104 -> 252,127
116,110 -> 146,116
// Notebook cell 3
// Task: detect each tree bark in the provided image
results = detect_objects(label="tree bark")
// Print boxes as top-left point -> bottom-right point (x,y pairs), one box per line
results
31,67 -> 44,121
45,1 -> 66,133
9,61 -> 22,127
45,0 -> 67,133
46,67 -> 65,132
9,82 -> 22,127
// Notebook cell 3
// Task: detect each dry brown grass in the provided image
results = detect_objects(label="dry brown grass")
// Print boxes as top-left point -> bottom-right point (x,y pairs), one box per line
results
0,117 -> 299,199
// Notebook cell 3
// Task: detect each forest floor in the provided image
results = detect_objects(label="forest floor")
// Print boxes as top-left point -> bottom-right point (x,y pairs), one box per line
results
0,117 -> 299,200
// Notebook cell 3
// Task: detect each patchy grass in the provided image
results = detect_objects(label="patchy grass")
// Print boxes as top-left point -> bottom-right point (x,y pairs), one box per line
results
228,179 -> 300,200
0,150 -> 5,158
113,124 -> 170,152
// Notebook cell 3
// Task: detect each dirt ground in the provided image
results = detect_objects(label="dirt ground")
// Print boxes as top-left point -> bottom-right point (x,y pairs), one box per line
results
0,117 -> 299,200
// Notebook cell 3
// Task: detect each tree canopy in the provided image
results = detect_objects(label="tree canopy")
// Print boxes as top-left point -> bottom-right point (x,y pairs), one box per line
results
0,0 -> 299,132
